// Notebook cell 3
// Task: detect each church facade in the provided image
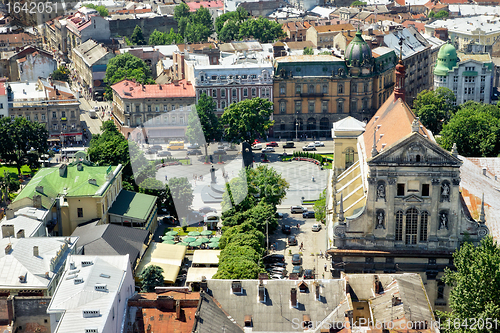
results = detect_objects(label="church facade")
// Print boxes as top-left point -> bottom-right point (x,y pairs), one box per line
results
326,56 -> 489,312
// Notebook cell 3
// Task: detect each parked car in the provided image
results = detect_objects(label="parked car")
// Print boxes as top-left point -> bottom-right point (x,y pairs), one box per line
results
146,148 -> 158,154
302,144 -> 317,151
271,274 -> 286,280
265,262 -> 286,268
288,235 -> 298,246
261,147 -> 275,153
283,141 -> 295,148
282,224 -> 291,234
292,265 -> 303,276
314,141 -> 325,147
276,212 -> 284,219
253,139 -> 262,145
252,143 -> 263,150
51,147 -> 60,153
303,269 -> 315,279
187,149 -> 202,155
266,141 -> 279,147
157,151 -> 172,157
199,206 -> 217,214
290,206 -> 307,213
213,149 -> 227,155
292,254 -> 302,265
263,254 -> 285,264
303,211 -> 315,218
312,223 -> 322,232
187,143 -> 200,149
151,145 -> 163,151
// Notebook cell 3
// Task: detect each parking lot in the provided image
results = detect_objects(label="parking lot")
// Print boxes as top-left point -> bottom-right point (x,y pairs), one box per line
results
266,206 -> 332,280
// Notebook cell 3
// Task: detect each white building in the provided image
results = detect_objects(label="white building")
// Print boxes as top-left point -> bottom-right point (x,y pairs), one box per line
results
425,16 -> 500,51
434,43 -> 493,105
0,81 -> 7,118
46,255 -> 134,333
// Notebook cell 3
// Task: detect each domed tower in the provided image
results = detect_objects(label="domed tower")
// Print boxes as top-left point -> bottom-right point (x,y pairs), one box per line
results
434,42 -> 458,90
394,44 -> 406,101
345,31 -> 373,75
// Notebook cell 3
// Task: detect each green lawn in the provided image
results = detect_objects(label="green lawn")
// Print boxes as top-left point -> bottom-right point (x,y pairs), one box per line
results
165,226 -> 204,236
0,164 -> 35,176
321,154 -> 334,159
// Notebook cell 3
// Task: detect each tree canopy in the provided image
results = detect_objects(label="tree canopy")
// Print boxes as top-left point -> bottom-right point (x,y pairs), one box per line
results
139,265 -> 164,292
413,87 -> 456,134
437,236 -> 500,333
314,189 -> 326,224
0,117 -> 49,174
130,25 -> 146,45
186,93 -> 222,155
51,65 -> 70,82
83,3 -> 109,16
148,28 -> 183,45
221,97 -> 274,144
104,53 -> 154,99
173,4 -> 214,43
439,101 -> 500,157
167,177 -> 193,218
303,47 -> 314,55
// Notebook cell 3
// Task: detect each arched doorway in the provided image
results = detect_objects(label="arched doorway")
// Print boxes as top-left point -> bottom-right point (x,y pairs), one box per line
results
320,117 -> 329,137
307,117 -> 317,138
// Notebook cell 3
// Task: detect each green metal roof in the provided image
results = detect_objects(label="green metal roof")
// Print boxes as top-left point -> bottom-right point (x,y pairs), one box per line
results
345,31 -> 373,67
434,43 -> 458,76
13,165 -> 121,208
108,190 -> 156,221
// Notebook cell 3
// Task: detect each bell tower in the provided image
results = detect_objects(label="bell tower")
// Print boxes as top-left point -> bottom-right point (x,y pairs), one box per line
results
394,37 -> 406,102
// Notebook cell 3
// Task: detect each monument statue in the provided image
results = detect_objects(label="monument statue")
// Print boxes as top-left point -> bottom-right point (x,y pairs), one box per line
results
377,184 -> 385,201
242,142 -> 253,168
439,213 -> 448,230
441,183 -> 450,202
376,211 -> 385,229
210,165 -> 216,183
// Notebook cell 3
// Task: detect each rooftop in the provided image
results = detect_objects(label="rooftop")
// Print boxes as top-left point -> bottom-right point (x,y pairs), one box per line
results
187,0 -> 223,11
107,190 -> 156,221
312,23 -> 355,33
136,243 -> 186,283
73,39 -> 111,67
275,54 -> 343,63
0,215 -> 45,238
457,52 -> 492,63
384,28 -> 430,59
425,16 -> 500,35
192,249 -> 220,266
111,79 -> 195,99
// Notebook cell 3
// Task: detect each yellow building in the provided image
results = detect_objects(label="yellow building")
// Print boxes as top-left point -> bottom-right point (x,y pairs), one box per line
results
10,162 -> 157,236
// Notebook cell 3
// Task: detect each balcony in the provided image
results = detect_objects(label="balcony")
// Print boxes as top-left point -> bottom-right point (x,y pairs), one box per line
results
300,92 -> 324,98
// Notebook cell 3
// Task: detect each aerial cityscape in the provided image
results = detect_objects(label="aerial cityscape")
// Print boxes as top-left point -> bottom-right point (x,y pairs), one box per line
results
0,0 -> 498,331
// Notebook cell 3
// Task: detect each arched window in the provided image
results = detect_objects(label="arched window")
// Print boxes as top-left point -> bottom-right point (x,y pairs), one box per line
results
395,211 -> 403,241
405,208 -> 418,245
344,147 -> 355,169
338,83 -> 344,94
420,211 -> 428,242
309,84 -> 314,93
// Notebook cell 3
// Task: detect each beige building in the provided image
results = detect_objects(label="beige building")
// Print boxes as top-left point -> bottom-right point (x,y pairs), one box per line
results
326,60 -> 490,312
306,24 -> 355,48
10,163 -> 158,237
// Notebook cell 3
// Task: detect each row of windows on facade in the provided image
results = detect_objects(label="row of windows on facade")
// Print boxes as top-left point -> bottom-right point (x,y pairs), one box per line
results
277,118 -> 331,131
132,115 -> 185,126
279,83 -> 373,95
279,99 -> 371,114
200,74 -> 260,81
10,113 -> 78,123
199,87 -> 271,99
394,208 -> 430,244
125,104 -> 191,113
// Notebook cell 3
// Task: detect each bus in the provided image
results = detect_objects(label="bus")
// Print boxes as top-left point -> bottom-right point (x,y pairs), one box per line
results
60,147 -> 87,158
167,141 -> 185,151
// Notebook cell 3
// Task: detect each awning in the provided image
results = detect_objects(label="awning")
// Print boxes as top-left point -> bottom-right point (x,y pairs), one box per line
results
192,250 -> 221,266
186,267 -> 219,283
48,138 -> 60,142
136,243 -> 187,284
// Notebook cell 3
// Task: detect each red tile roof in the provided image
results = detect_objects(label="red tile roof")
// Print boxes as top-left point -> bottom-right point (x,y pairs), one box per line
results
402,20 -> 426,33
187,0 -> 223,11
441,0 -> 468,3
115,8 -> 152,14
363,92 -> 430,158
112,79 -> 195,99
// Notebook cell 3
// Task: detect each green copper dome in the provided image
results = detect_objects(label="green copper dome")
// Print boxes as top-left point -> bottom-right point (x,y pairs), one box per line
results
345,31 -> 372,67
434,43 -> 458,76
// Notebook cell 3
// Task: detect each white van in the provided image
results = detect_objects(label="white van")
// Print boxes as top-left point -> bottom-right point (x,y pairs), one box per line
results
252,143 -> 262,150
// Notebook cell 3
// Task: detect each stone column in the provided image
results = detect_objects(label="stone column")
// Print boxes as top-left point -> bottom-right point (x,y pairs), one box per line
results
386,178 -> 396,239
428,178 -> 441,248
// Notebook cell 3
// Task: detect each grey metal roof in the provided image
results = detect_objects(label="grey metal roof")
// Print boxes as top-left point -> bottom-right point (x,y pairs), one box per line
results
71,222 -> 149,267
192,291 -> 244,333
205,279 -> 346,332
72,39 -> 111,67
0,215 -> 44,237
384,28 -> 429,60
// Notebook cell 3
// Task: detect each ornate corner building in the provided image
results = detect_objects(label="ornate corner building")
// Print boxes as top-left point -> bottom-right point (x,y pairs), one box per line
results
272,32 -> 397,139
326,56 -> 489,312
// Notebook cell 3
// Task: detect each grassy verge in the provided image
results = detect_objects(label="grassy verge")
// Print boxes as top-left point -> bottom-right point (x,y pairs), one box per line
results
0,164 -> 35,176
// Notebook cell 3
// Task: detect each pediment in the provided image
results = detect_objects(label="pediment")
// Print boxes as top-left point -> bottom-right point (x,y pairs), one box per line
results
403,194 -> 423,202
368,132 -> 462,166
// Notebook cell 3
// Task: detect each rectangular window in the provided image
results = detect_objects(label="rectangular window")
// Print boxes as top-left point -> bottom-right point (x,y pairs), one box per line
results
252,88 -> 256,96
308,101 -> 315,113
232,89 -> 237,97
34,114 -> 38,121
221,89 -> 226,98
453,76 -> 458,82
61,111 -> 66,118
323,84 -> 328,94
53,124 -> 57,130
420,212 -> 428,242
322,101 -> 328,113
136,105 -> 140,113
147,105 -> 151,112
211,75 -> 217,80
10,115 -> 14,121
295,101 -> 302,113
41,114 -> 46,121
171,105 -> 175,111
251,75 -> 257,79
243,89 -> 248,97
296,84 -> 301,94
126,105 -> 130,113
397,183 -> 405,196
77,208 -> 83,218
52,112 -> 57,119
395,211 -> 403,241
213,89 -> 217,97
481,76 -> 485,82
0,103 -> 3,109
280,84 -> 286,95
280,102 -> 286,114
242,75 -> 247,79
26,115 -> 30,121
351,100 -> 357,113
422,184 -> 430,196
337,100 -> 343,113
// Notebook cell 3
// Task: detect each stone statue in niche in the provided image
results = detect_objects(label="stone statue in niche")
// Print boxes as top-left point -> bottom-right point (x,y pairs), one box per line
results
441,183 -> 450,201
338,68 -> 344,76
377,184 -> 385,201
376,210 -> 385,229
439,212 -> 448,230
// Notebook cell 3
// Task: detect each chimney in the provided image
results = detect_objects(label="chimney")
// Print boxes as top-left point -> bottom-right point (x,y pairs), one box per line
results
315,283 -> 320,300
33,195 -> 42,208
291,287 -> 298,307
88,179 -> 97,185
2,224 -> 14,238
175,300 -> 181,320
231,280 -> 242,294
59,164 -> 67,177
77,163 -> 83,171
5,209 -> 14,220
258,281 -> 266,303
482,167 -> 487,176
5,243 -> 12,254
16,229 -> 25,238
33,246 -> 39,257
200,276 -> 207,292
36,185 -> 44,194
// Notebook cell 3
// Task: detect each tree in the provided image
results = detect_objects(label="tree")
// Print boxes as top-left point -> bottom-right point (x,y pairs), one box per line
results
238,17 -> 285,43
351,0 -> 367,5
439,102 -> 500,157
83,3 -> 109,16
173,4 -> 214,43
436,236 -> 500,333
218,20 -> 240,42
221,97 -> 274,144
167,177 -> 193,217
435,10 -> 448,18
303,47 -> 314,55
0,117 -> 49,174
104,53 -> 154,99
212,256 -> 262,279
130,25 -> 146,45
139,265 -> 164,292
165,28 -> 183,45
319,50 -> 332,55
148,29 -> 167,45
51,65 -> 70,82
413,87 -> 456,134
174,2 -> 190,22
186,93 -> 222,155
314,189 -> 327,223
